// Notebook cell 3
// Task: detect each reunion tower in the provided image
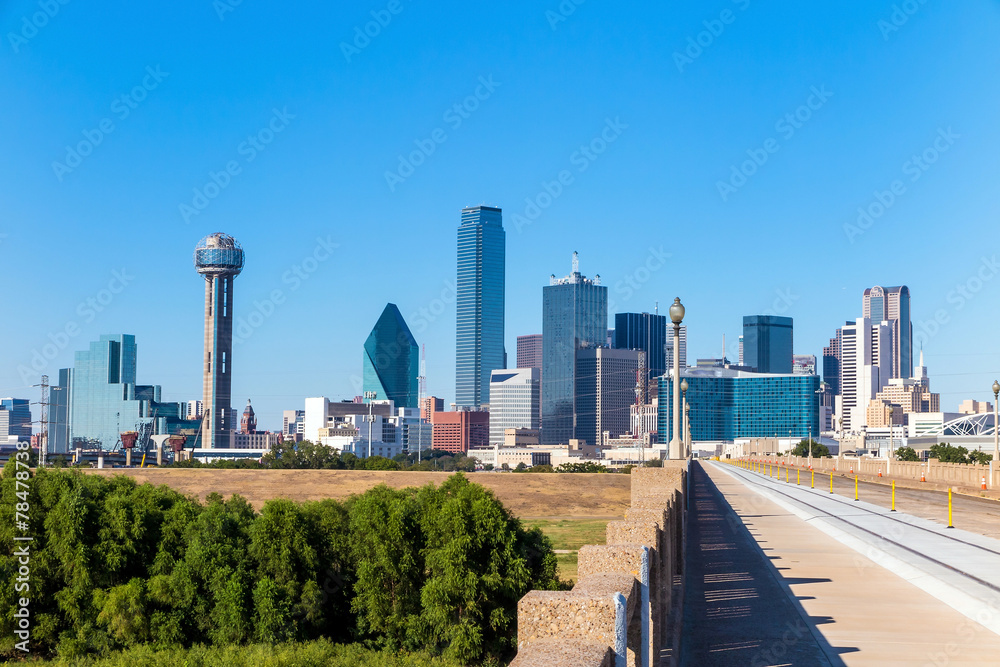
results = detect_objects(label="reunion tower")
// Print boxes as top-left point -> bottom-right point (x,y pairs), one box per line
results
194,233 -> 244,448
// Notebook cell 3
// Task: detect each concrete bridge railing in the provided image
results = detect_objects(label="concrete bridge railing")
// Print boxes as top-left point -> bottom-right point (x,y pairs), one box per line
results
510,462 -> 687,667
746,454 -> 999,490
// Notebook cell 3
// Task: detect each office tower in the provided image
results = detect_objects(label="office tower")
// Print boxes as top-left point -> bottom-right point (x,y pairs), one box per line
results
363,303 -> 419,408
738,335 -> 744,366
431,410 -> 490,453
664,325 -> 687,371
456,205 -> 506,408
658,369 -> 819,442
420,396 -> 444,421
488,368 -> 540,444
49,369 -> 70,453
863,285 -> 911,379
68,334 -> 185,449
516,334 -> 543,370
574,347 -> 641,446
613,312 -> 666,383
239,399 -> 256,434
194,233 -> 245,449
822,330 -> 842,397
185,400 -> 204,420
838,318 -> 892,431
282,409 -> 304,436
541,253 -> 608,445
0,398 -> 31,437
742,315 -> 793,373
792,355 -> 817,375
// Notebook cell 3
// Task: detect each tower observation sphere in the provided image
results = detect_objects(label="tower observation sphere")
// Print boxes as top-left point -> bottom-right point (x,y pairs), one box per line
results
195,233 -> 244,449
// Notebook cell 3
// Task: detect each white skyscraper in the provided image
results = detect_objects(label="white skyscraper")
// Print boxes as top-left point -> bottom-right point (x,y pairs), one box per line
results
836,318 -> 892,432
488,368 -> 540,445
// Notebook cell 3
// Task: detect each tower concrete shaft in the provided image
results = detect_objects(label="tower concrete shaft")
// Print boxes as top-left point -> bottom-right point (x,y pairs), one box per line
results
203,274 -> 235,448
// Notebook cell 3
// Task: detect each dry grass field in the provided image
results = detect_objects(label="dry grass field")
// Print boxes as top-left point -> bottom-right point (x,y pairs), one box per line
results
82,468 -> 631,519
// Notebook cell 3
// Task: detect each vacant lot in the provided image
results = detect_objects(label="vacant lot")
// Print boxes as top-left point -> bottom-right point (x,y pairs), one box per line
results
83,468 -> 631,518
524,517 -> 611,583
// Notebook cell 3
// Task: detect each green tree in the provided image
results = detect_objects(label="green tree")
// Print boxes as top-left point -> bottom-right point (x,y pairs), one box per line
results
789,439 -> 830,458
555,461 -> 607,473
969,450 -> 993,465
895,446 -> 919,462
929,443 -> 970,463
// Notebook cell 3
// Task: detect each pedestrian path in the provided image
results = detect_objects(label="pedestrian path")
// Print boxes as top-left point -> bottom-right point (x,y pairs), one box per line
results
681,461 -> 1000,665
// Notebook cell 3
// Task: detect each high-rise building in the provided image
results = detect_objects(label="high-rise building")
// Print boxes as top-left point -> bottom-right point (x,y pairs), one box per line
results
431,409 -> 489,453
420,396 -> 444,422
194,233 -> 245,449
658,368 -> 819,442
67,334 -> 185,450
49,369 -> 70,454
185,400 -> 204,420
822,330 -> 842,396
541,253 -> 608,445
488,368 -> 540,445
574,347 -> 641,446
363,303 -> 419,408
837,318 -> 892,431
456,205 -> 506,408
742,315 -> 793,373
665,325 -> 687,371
613,312 -> 666,383
239,399 -> 256,434
0,398 -> 31,437
863,285 -> 911,379
282,409 -> 304,436
516,334 -> 543,370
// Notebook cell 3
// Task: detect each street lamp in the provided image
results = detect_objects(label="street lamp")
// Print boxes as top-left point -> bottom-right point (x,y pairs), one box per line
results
685,402 -> 691,459
992,380 -> 999,488
669,297 -> 685,460
681,379 -> 689,458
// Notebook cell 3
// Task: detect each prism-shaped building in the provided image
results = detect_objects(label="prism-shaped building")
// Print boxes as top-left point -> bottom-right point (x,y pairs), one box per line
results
363,303 -> 419,408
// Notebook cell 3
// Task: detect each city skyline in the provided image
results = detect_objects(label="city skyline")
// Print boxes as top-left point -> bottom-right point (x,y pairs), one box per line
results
5,2 -> 1000,428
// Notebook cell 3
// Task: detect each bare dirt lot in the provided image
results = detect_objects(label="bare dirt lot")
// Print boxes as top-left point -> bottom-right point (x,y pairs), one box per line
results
83,469 -> 632,518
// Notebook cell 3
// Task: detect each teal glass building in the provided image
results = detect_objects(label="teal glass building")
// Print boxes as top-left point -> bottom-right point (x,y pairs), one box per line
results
67,334 -> 185,450
363,304 -> 419,408
658,369 -> 819,442
0,398 -> 31,437
541,256 -> 607,445
456,206 -> 505,408
742,315 -> 793,373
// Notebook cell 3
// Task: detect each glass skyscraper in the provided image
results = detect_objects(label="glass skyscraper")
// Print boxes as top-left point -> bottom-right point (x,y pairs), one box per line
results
613,312 -> 666,382
456,206 -> 505,408
541,254 -> 607,445
363,303 -> 419,408
742,315 -> 793,374
67,334 -> 185,450
863,285 -> 911,378
657,369 -> 819,442
0,398 -> 31,437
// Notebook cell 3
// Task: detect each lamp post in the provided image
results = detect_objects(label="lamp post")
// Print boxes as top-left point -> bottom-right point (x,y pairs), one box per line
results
685,402 -> 691,458
812,381 -> 826,470
669,297 -> 685,460
992,381 -> 999,488
681,379 -> 689,458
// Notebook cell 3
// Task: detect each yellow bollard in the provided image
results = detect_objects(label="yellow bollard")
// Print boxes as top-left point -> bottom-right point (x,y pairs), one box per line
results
854,475 -> 859,502
891,480 -> 896,512
947,487 -> 954,528
797,469 -> 800,485
830,473 -> 834,494
811,469 -> 814,489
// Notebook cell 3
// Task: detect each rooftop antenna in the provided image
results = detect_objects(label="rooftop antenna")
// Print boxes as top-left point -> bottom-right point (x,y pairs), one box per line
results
572,251 -> 579,275
722,333 -> 726,367
655,300 -> 659,315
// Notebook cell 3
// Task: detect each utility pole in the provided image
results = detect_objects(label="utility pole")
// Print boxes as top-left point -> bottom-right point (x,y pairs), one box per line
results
363,391 -> 377,458
31,375 -> 50,467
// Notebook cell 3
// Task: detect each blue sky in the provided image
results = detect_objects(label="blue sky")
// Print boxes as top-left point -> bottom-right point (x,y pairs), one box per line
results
3,0 -> 1000,429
